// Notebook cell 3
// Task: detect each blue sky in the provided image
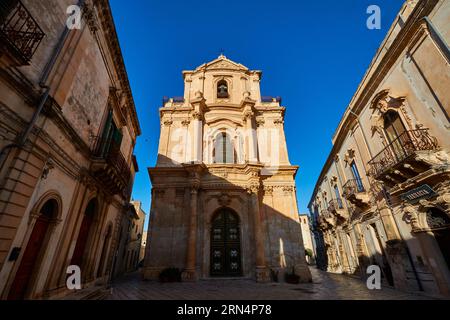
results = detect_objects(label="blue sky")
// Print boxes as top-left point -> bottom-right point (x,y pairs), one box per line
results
109,0 -> 405,229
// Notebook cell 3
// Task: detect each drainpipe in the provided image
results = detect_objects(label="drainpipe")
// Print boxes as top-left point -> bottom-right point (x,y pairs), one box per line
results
0,0 -> 86,170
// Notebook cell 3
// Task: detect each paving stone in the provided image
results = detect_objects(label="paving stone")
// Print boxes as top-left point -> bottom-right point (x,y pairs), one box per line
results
102,267 -> 442,300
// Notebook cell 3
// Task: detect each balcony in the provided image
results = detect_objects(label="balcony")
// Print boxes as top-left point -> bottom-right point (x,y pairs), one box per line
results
0,0 -> 45,65
318,209 -> 336,230
368,129 -> 439,185
328,199 -> 348,220
261,96 -> 282,103
91,137 -> 131,198
343,178 -> 370,208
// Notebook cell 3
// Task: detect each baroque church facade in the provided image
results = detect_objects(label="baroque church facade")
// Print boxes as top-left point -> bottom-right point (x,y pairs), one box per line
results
143,55 -> 311,282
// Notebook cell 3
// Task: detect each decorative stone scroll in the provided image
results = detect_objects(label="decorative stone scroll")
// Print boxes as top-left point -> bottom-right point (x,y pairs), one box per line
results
369,89 -> 413,137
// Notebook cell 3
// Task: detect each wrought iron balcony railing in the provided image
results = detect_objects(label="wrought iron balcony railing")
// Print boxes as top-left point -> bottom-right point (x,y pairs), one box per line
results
368,129 -> 438,179
0,0 -> 45,63
261,96 -> 282,103
343,178 -> 365,198
91,136 -> 131,192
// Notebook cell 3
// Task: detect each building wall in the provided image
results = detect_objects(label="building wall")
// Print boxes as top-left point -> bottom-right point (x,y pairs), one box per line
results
0,0 -> 140,299
140,231 -> 147,262
299,214 -> 314,264
125,201 -> 146,272
309,0 -> 450,296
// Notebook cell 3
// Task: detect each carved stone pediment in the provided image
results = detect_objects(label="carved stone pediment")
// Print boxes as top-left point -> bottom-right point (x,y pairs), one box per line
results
370,89 -> 405,113
206,56 -> 248,72
369,89 -> 413,135
344,149 -> 356,165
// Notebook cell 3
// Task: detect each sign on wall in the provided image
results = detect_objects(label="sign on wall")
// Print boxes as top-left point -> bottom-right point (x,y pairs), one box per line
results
400,184 -> 436,204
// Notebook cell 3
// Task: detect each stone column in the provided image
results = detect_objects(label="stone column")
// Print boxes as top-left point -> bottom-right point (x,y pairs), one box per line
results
191,93 -> 205,164
158,119 -> 172,165
248,184 -> 270,282
192,113 -> 203,163
243,100 -> 258,163
378,202 -> 401,241
183,186 -> 199,281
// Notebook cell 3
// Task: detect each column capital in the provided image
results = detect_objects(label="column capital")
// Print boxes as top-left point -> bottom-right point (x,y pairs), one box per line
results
247,183 -> 260,195
191,111 -> 203,121
190,184 -> 200,194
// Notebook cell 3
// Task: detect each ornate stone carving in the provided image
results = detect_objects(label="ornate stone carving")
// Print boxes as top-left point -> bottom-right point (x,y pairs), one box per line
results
256,118 -> 265,127
371,90 -> 404,113
247,183 -> 260,194
330,176 -> 338,185
263,186 -> 273,195
344,149 -> 356,165
370,89 -> 413,134
242,110 -> 254,123
41,159 -> 55,180
218,193 -> 231,206
402,203 -> 420,230
192,111 -> 203,121
273,118 -> 284,126
190,181 -> 200,192
181,119 -> 190,126
162,119 -> 173,127
425,209 -> 450,229
83,3 -> 99,34
413,149 -> 450,166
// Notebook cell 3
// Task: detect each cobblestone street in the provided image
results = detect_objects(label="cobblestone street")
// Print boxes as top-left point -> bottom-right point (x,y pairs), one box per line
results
103,267 -> 440,300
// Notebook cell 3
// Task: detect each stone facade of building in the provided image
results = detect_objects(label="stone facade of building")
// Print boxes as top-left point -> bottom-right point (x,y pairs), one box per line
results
309,0 -> 450,296
140,230 -> 147,263
143,55 -> 311,283
299,214 -> 315,264
125,201 -> 145,272
0,0 -> 140,299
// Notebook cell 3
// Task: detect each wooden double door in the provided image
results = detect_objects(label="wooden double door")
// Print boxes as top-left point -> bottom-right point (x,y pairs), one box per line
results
210,209 -> 242,277
8,200 -> 56,300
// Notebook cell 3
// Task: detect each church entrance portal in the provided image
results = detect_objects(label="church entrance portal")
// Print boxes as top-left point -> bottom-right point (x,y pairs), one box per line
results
210,209 -> 242,277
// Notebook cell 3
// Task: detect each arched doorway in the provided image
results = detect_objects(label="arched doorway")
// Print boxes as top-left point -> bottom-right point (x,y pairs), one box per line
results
427,208 -> 450,270
71,199 -> 97,268
210,208 -> 242,277
8,199 -> 58,300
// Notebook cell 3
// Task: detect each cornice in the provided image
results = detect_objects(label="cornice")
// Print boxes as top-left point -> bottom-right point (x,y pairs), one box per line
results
44,96 -> 91,157
95,0 -> 141,137
333,0 -> 438,146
